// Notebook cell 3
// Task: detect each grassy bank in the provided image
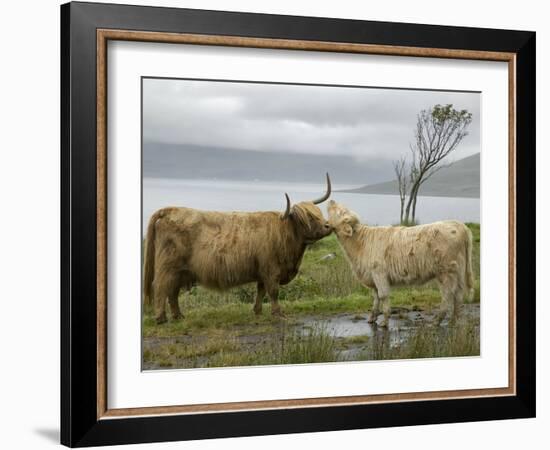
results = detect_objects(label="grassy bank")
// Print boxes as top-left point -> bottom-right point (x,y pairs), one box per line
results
143,223 -> 480,368
143,315 -> 480,369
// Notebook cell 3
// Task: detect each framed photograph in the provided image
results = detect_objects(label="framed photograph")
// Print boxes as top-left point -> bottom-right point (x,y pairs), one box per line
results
61,1 -> 535,447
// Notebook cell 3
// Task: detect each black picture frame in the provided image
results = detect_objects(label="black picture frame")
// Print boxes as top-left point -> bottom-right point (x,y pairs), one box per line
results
61,1 -> 535,447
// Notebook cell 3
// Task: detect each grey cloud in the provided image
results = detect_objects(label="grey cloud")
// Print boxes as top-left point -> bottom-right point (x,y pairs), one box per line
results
142,78 -> 480,163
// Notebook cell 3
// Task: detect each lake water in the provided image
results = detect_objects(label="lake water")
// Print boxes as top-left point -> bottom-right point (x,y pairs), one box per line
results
142,178 -> 480,234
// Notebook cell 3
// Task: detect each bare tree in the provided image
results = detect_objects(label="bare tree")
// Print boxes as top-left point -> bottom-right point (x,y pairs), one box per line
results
401,104 -> 472,224
393,156 -> 408,224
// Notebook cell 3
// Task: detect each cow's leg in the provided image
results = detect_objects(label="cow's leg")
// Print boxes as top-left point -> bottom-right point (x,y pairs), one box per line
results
153,271 -> 180,324
265,281 -> 284,317
368,288 -> 380,323
373,274 -> 391,328
167,284 -> 183,320
451,290 -> 463,324
436,272 -> 458,325
253,282 -> 266,315
169,272 -> 193,320
452,269 -> 466,323
446,278 -> 464,325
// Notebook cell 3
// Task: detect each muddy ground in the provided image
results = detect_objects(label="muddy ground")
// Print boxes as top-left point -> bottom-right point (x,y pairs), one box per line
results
142,304 -> 480,370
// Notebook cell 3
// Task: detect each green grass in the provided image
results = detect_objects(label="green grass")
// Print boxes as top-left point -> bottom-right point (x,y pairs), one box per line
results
365,317 -> 480,360
144,323 -> 342,369
143,223 -> 481,368
143,316 -> 480,369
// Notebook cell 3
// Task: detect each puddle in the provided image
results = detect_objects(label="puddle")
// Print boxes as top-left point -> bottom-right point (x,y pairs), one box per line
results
294,304 -> 479,359
297,309 -> 434,345
299,313 -> 413,337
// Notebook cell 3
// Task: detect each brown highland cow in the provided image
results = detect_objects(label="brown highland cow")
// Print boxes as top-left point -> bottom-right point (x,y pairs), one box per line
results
144,174 -> 332,324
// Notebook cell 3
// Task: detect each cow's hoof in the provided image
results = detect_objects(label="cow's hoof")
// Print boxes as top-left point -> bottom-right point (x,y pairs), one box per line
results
172,313 -> 183,321
367,315 -> 377,324
155,316 -> 168,325
272,311 -> 287,319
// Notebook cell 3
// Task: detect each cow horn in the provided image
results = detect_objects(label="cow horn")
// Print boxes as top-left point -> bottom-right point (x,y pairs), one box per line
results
311,173 -> 332,205
282,193 -> 291,220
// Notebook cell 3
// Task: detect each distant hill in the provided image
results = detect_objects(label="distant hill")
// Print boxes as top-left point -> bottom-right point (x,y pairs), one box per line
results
143,142 -> 394,185
340,153 -> 480,198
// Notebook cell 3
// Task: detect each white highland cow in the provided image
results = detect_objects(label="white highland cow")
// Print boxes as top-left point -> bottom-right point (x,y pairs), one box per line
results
327,200 -> 474,327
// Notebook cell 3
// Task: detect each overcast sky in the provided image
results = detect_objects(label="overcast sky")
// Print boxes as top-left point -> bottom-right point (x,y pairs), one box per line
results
143,77 -> 480,167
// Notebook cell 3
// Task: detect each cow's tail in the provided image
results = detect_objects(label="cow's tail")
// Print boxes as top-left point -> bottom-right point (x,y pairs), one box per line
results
143,210 -> 162,307
464,225 -> 475,301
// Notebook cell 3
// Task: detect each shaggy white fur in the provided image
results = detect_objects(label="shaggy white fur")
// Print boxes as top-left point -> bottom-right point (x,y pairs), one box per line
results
327,200 -> 474,327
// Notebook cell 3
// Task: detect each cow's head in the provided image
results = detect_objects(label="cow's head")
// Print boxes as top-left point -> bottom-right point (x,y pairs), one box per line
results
281,173 -> 332,244
327,200 -> 361,238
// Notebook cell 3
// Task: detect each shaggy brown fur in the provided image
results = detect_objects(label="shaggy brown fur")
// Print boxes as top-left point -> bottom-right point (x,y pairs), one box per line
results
327,200 -> 474,327
144,202 -> 331,323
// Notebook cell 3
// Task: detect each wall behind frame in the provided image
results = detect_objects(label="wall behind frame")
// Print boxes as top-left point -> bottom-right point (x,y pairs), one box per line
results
0,0 -> 546,449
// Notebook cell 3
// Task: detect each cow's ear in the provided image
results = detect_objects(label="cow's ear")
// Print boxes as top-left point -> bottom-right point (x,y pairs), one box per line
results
341,224 -> 354,237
